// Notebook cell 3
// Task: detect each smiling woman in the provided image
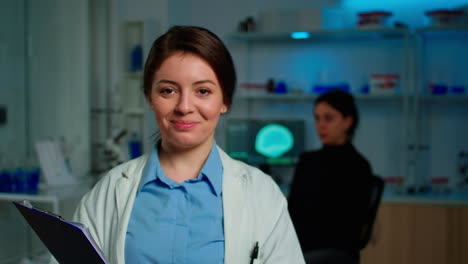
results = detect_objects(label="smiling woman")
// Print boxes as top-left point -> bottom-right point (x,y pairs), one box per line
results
148,52 -> 227,157
68,26 -> 306,264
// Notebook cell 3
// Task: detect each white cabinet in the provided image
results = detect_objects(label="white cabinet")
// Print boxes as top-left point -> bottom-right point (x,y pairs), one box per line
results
411,26 -> 468,193
226,28 -> 412,183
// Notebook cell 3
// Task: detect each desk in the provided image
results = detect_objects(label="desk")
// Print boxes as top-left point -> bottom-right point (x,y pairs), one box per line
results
382,191 -> 468,206
0,193 -> 59,214
361,192 -> 468,264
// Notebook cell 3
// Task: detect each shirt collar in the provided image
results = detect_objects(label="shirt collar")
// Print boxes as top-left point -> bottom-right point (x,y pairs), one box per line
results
138,144 -> 161,191
138,142 -> 223,196
201,143 -> 223,196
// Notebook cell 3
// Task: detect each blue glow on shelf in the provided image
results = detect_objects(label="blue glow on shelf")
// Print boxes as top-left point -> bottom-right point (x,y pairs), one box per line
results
291,32 -> 310,39
341,0 -> 468,29
342,0 -> 467,8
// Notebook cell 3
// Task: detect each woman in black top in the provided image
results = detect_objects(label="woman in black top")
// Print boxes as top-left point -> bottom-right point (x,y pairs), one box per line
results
288,89 -> 373,263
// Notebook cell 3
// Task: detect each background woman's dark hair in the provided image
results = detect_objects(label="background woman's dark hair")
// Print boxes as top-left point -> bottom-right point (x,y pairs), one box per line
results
143,25 -> 237,109
314,89 -> 359,139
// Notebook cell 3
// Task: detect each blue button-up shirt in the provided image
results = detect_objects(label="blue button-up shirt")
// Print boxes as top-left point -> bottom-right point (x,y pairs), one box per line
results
125,143 -> 225,263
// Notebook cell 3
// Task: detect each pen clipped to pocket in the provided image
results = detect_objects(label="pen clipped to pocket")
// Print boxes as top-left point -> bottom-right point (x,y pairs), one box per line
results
250,241 -> 259,264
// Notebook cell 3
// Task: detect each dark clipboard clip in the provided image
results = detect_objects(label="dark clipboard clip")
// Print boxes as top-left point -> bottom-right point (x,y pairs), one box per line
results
22,200 -> 63,220
250,241 -> 259,264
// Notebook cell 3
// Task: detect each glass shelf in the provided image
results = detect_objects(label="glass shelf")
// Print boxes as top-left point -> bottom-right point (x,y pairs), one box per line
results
91,107 -> 146,115
235,92 -> 405,102
414,26 -> 468,42
123,107 -> 145,115
415,25 -> 468,35
91,107 -> 122,114
418,94 -> 468,104
229,28 -> 409,42
125,71 -> 143,79
235,93 -> 316,101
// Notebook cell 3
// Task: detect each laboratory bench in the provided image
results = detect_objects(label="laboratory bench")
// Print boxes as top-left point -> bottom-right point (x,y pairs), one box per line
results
361,191 -> 468,264
382,191 -> 468,206
0,180 -> 93,264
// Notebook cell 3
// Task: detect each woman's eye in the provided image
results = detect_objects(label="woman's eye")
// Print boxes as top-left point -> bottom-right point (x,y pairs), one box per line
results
160,88 -> 175,94
324,116 -> 333,123
198,88 -> 211,95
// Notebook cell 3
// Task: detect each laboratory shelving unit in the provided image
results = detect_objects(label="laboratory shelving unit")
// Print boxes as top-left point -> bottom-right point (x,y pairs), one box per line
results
90,20 -> 158,174
226,25 -> 468,194
117,20 -> 158,153
410,25 -> 468,192
226,27 -> 412,187
118,20 -> 159,153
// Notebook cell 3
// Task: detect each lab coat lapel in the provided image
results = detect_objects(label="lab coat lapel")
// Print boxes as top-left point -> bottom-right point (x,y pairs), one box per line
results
114,156 -> 147,218
113,173 -> 131,264
220,148 -> 250,263
113,156 -> 147,264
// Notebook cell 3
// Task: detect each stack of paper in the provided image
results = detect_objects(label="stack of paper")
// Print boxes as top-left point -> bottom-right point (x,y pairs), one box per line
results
35,140 -> 77,186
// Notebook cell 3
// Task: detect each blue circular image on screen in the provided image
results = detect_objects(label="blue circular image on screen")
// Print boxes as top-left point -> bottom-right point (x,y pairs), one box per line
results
255,124 -> 294,158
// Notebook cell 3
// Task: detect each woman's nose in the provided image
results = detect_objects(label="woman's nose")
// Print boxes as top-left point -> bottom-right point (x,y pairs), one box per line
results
315,120 -> 324,130
175,92 -> 194,114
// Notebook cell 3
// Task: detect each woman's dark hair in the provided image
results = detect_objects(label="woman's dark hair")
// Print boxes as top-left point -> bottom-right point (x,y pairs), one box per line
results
143,25 -> 237,109
314,89 -> 359,139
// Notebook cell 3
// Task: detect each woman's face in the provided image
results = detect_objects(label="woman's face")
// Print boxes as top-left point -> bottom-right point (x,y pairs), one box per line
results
314,102 -> 352,146
148,52 -> 227,151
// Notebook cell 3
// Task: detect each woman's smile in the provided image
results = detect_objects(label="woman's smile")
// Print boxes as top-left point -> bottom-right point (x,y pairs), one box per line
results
172,120 -> 198,130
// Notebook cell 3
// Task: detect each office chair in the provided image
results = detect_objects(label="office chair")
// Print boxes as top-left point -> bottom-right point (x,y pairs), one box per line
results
359,174 -> 385,250
304,175 -> 385,264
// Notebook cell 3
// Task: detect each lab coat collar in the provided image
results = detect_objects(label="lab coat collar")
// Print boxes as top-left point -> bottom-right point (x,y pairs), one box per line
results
115,155 -> 148,217
218,146 -> 250,262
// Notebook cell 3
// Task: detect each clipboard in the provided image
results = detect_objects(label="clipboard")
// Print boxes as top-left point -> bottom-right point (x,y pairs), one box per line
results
13,201 -> 108,264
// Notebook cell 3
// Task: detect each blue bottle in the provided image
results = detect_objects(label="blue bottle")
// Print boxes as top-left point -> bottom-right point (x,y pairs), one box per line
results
130,44 -> 143,72
0,169 -> 12,192
129,132 -> 143,159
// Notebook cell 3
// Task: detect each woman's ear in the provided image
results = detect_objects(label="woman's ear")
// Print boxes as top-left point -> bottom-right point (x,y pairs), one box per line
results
146,96 -> 155,110
344,116 -> 353,130
220,104 -> 228,114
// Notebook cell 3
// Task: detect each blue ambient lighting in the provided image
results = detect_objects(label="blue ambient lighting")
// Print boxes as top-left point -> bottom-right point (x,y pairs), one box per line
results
291,32 -> 310,39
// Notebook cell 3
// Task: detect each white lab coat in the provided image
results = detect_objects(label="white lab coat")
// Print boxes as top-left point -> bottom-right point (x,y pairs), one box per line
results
70,147 -> 305,264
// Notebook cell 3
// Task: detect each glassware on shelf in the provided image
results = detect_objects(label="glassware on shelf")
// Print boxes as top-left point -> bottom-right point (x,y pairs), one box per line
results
384,176 -> 405,194
457,151 -> 468,192
425,9 -> 465,28
128,132 -> 143,159
129,44 -> 143,72
431,176 -> 450,194
0,157 -> 40,194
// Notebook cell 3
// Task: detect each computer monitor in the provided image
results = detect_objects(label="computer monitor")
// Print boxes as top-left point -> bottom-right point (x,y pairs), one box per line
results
225,119 -> 305,166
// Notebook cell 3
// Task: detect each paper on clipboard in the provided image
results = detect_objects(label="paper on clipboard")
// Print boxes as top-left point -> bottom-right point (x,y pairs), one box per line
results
13,200 -> 107,264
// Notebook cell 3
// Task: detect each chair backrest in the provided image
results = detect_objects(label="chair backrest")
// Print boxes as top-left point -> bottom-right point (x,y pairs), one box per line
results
359,175 -> 385,250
